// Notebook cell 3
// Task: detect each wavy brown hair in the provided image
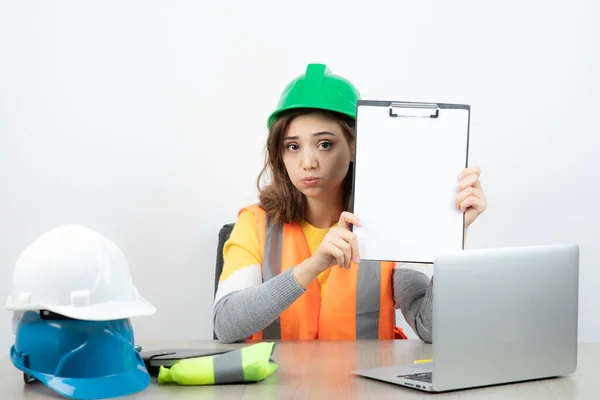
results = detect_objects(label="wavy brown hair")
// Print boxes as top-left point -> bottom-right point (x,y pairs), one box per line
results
256,108 -> 356,225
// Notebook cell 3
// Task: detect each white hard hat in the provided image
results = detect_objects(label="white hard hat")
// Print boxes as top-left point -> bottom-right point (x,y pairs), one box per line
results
5,224 -> 156,321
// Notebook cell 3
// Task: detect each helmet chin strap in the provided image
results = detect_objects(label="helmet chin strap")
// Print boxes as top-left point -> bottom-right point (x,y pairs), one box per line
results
11,310 -> 26,335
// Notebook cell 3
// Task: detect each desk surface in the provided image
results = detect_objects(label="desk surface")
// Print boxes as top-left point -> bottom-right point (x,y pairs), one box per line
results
2,340 -> 598,399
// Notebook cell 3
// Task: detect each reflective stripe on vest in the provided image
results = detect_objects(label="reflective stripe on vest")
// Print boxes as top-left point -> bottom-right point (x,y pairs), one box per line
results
262,214 -> 282,339
356,259 -> 381,338
213,349 -> 245,383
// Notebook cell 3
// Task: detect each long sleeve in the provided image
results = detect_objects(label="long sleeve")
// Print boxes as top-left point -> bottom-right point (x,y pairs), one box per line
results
213,267 -> 305,343
392,263 -> 434,343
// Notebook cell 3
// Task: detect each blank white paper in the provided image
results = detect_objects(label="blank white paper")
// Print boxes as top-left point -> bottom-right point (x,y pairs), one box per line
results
352,103 -> 470,263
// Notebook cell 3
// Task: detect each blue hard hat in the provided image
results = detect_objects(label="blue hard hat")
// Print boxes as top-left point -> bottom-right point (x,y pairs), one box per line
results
10,311 -> 150,400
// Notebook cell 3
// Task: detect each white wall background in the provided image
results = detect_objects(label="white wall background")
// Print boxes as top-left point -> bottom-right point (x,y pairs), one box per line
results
1,0 -> 598,350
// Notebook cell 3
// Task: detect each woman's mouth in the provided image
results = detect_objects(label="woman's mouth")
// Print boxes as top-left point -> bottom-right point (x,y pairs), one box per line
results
301,177 -> 320,186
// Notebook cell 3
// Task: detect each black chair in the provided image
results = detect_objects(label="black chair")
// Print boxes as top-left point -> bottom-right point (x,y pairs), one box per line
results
213,223 -> 235,339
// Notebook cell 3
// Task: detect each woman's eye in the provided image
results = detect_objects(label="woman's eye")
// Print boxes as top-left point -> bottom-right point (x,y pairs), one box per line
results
319,142 -> 333,149
286,144 -> 299,151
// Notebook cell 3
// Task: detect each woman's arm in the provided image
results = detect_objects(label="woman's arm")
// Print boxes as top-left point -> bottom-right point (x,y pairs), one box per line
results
213,267 -> 305,343
393,263 -> 434,343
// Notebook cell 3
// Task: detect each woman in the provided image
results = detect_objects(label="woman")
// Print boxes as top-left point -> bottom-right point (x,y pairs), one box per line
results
213,63 -> 487,344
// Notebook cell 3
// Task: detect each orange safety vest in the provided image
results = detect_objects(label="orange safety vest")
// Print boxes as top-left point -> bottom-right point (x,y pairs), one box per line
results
242,204 -> 407,340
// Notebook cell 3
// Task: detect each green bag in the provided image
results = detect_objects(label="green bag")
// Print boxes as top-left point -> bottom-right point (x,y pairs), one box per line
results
157,342 -> 278,385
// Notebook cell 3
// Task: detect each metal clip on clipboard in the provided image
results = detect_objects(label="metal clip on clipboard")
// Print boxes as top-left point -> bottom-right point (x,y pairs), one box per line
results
388,102 -> 440,118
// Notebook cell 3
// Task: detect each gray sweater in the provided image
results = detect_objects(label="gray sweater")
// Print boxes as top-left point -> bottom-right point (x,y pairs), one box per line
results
213,264 -> 433,343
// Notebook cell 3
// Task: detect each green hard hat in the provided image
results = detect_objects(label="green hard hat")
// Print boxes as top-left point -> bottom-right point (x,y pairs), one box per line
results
267,63 -> 360,128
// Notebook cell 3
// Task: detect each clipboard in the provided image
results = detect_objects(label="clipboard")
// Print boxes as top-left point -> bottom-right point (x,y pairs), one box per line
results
351,100 -> 470,264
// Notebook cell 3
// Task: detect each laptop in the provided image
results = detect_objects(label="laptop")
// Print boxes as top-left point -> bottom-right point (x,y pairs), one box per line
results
353,243 -> 579,392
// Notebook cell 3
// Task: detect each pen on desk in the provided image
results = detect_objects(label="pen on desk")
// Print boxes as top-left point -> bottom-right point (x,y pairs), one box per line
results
413,359 -> 432,364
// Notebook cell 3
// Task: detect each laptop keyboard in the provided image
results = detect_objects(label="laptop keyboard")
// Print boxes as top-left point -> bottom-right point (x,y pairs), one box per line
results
399,372 -> 432,383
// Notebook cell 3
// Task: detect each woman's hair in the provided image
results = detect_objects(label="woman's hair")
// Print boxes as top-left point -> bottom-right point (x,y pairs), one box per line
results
256,108 -> 356,225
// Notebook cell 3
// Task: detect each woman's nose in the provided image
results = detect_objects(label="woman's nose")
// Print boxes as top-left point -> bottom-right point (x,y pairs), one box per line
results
302,150 -> 317,170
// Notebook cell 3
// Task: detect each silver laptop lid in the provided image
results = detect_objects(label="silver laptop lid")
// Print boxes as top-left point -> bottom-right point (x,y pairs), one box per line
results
431,244 -> 579,392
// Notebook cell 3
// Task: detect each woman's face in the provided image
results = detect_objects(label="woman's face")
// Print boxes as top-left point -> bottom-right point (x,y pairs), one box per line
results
282,112 -> 354,200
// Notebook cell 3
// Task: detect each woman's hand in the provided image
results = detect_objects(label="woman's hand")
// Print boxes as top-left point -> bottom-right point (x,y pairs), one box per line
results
456,166 -> 487,228
293,212 -> 362,289
310,211 -> 362,272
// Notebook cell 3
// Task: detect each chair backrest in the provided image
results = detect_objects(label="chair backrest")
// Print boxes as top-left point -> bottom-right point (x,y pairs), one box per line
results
213,222 -> 235,340
214,223 -> 235,300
